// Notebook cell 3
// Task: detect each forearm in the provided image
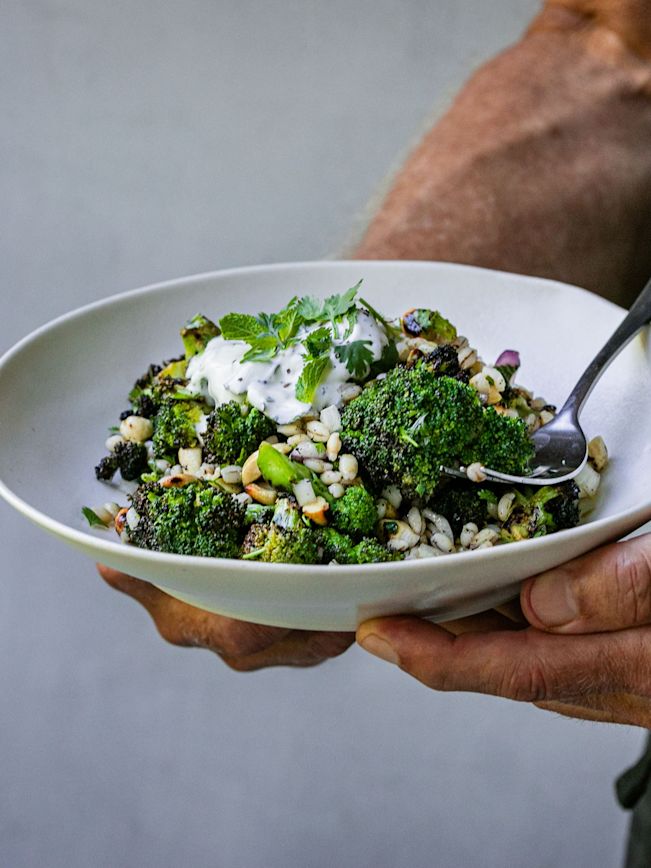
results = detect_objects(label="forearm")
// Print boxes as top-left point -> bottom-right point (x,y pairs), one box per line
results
355,3 -> 651,306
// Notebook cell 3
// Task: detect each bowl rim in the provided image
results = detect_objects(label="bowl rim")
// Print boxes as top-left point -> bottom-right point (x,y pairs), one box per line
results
1,259 -> 649,577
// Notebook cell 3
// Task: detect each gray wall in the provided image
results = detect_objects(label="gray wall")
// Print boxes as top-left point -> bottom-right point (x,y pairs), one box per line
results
1,2 -> 644,867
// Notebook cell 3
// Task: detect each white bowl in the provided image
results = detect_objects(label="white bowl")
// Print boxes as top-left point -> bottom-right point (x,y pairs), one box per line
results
1,261 -> 650,630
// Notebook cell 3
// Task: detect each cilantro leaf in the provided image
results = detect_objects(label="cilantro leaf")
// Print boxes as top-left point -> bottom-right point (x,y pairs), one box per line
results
334,340 -> 374,379
219,313 -> 265,342
295,355 -> 331,403
297,280 -> 363,324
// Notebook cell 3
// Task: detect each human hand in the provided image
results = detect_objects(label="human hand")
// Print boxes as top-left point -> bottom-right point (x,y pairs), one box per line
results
98,566 -> 353,671
357,534 -> 651,727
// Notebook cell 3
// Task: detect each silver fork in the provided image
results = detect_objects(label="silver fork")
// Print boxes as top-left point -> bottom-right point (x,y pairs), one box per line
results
443,275 -> 651,486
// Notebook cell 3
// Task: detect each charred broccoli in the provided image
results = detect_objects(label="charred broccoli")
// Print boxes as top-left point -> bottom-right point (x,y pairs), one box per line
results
127,480 -> 246,557
428,481 -> 491,538
500,481 -> 580,541
94,440 -> 149,483
341,361 -> 534,500
152,398 -> 204,459
203,401 -> 275,466
180,314 -> 220,359
317,527 -> 401,564
241,497 -> 320,564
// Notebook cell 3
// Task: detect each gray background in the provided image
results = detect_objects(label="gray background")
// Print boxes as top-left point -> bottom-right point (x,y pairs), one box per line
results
1,2 -> 645,867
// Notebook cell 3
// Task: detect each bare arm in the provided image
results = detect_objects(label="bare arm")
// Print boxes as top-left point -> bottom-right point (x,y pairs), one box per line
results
356,2 -> 651,306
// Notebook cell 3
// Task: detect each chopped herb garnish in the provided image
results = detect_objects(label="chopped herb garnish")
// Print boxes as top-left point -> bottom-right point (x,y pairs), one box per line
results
334,340 -> 374,379
295,355 -> 331,403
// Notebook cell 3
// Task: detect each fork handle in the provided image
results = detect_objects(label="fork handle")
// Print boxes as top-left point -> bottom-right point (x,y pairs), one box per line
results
560,276 -> 651,419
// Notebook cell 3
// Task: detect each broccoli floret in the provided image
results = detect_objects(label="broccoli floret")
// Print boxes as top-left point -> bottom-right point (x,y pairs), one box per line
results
180,314 -> 220,360
241,497 -> 320,564
95,455 -> 118,481
318,528 -> 401,564
501,482 -> 580,542
113,441 -> 149,481
317,527 -> 356,563
351,538 -> 402,564
152,398 -> 204,459
421,344 -> 467,381
317,527 -> 401,564
127,480 -> 245,558
329,485 -> 378,538
476,407 -> 534,477
203,401 -> 275,466
341,361 -> 533,501
94,441 -> 149,482
428,482 -> 490,538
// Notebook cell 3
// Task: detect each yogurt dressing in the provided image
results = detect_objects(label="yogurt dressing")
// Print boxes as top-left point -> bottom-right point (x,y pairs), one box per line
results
186,309 -> 388,423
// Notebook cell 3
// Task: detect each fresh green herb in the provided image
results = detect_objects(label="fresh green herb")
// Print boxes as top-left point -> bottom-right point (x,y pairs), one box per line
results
297,280 -> 362,325
477,489 -> 498,504
219,313 -> 265,342
304,326 -> 332,358
334,340 -> 374,379
296,355 -> 331,403
82,506 -> 107,528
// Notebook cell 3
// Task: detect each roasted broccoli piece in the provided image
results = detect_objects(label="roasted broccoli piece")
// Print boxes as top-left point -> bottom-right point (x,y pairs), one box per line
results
94,441 -> 149,483
317,527 -> 401,564
127,480 -> 246,557
475,407 -> 535,477
203,401 -> 275,466
420,344 -> 467,381
401,308 -> 457,343
152,398 -> 204,459
341,361 -> 534,501
329,485 -> 378,538
500,481 -> 580,541
428,482 -> 491,538
317,527 -> 356,563
180,314 -> 220,359
127,360 -> 189,418
241,497 -> 320,564
351,537 -> 402,564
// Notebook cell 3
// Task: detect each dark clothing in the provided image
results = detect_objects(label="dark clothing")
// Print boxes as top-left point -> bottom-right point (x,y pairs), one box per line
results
619,737 -> 651,867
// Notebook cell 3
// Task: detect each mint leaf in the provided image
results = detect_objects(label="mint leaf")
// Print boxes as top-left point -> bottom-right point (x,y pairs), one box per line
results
219,313 -> 265,342
82,506 -> 107,528
334,340 -> 374,379
275,302 -> 303,344
241,337 -> 278,362
304,326 -> 332,358
295,355 -> 331,403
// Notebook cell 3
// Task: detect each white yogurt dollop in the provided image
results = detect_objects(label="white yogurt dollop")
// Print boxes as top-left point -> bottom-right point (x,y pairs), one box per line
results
186,310 -> 388,424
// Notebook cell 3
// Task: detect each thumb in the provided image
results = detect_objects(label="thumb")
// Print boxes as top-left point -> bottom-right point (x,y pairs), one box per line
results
521,534 -> 651,634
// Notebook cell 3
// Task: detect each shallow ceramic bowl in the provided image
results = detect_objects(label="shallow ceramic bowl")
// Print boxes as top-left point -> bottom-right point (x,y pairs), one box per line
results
1,261 -> 650,630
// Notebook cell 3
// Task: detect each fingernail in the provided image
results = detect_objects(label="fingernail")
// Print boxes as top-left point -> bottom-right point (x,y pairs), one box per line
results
528,572 -> 578,627
358,633 -> 400,665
